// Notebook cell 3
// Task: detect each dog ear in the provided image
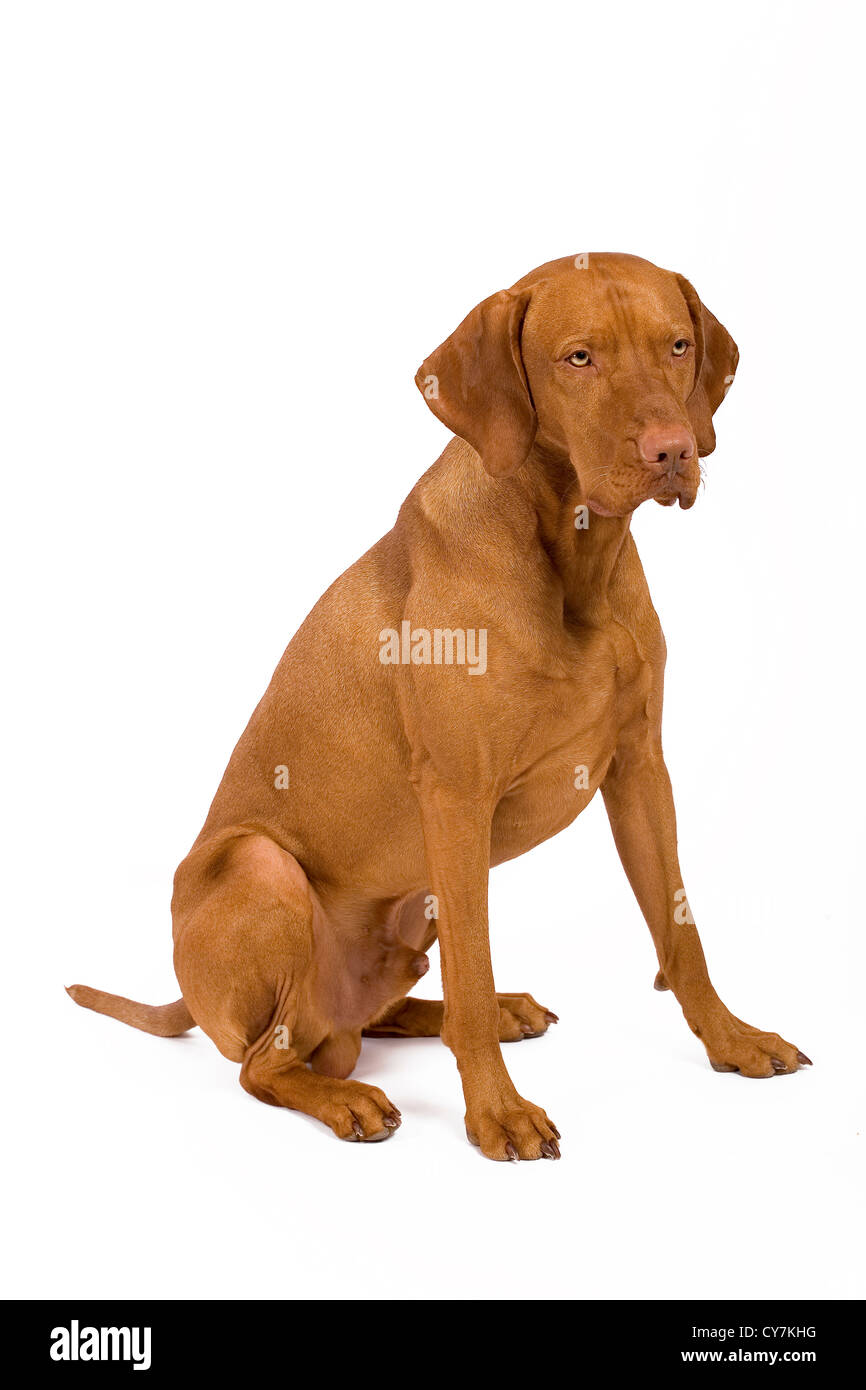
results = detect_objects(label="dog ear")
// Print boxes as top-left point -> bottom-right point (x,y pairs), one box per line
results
675,275 -> 739,457
415,289 -> 536,477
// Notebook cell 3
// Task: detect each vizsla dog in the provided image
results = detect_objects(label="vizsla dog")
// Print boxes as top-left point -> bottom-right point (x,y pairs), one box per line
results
69,253 -> 810,1160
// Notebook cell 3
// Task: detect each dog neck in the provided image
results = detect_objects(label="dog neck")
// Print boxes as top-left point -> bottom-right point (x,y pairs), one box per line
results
518,443 -> 632,625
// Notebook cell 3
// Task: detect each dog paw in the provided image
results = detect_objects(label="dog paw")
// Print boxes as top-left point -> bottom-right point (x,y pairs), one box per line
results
465,1095 -> 561,1161
320,1081 -> 402,1142
698,1013 -> 811,1078
497,992 -> 558,1042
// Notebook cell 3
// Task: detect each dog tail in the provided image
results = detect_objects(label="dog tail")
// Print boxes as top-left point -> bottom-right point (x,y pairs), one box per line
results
66,984 -> 195,1037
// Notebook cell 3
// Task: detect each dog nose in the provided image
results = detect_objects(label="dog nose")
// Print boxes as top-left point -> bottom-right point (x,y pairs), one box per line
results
637,425 -> 695,474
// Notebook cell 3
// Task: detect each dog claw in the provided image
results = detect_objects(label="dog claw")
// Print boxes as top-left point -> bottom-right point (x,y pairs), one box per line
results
541,1140 -> 560,1159
710,1060 -> 738,1073
771,1058 -> 787,1073
544,1011 -> 559,1023
797,1050 -> 813,1066
505,1141 -> 519,1163
348,1111 -> 399,1141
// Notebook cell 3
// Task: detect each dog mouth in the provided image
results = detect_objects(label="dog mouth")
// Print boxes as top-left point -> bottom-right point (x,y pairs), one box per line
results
588,480 -> 697,516
654,485 -> 696,510
584,458 -> 699,517
655,473 -> 699,509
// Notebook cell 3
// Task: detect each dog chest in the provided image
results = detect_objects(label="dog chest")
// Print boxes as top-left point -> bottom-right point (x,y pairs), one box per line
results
489,618 -> 656,863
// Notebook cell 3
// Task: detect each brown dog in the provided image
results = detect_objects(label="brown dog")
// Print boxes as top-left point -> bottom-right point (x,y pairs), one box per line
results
69,252 -> 810,1160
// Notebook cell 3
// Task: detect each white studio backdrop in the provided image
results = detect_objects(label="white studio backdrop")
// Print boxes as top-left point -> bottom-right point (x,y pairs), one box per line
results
1,1 -> 863,1300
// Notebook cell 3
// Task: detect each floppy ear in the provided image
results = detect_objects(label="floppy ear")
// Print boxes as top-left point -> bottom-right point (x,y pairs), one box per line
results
675,275 -> 739,457
415,289 -> 536,477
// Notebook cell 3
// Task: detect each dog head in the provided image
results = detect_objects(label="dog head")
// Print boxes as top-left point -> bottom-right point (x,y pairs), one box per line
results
416,253 -> 738,516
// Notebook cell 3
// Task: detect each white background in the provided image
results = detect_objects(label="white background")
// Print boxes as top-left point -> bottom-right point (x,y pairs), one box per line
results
2,1 -> 864,1301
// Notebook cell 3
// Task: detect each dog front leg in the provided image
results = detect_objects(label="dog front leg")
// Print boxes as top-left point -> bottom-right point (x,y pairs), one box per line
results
416,783 -> 560,1160
602,743 -> 810,1076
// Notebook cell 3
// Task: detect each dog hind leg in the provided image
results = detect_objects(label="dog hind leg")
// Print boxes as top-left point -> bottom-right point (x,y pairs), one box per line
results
172,830 -> 401,1141
364,992 -> 558,1041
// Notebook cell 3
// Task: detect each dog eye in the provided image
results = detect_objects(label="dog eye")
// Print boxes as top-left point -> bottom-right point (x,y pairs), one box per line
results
567,349 -> 592,367
672,339 -> 690,357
